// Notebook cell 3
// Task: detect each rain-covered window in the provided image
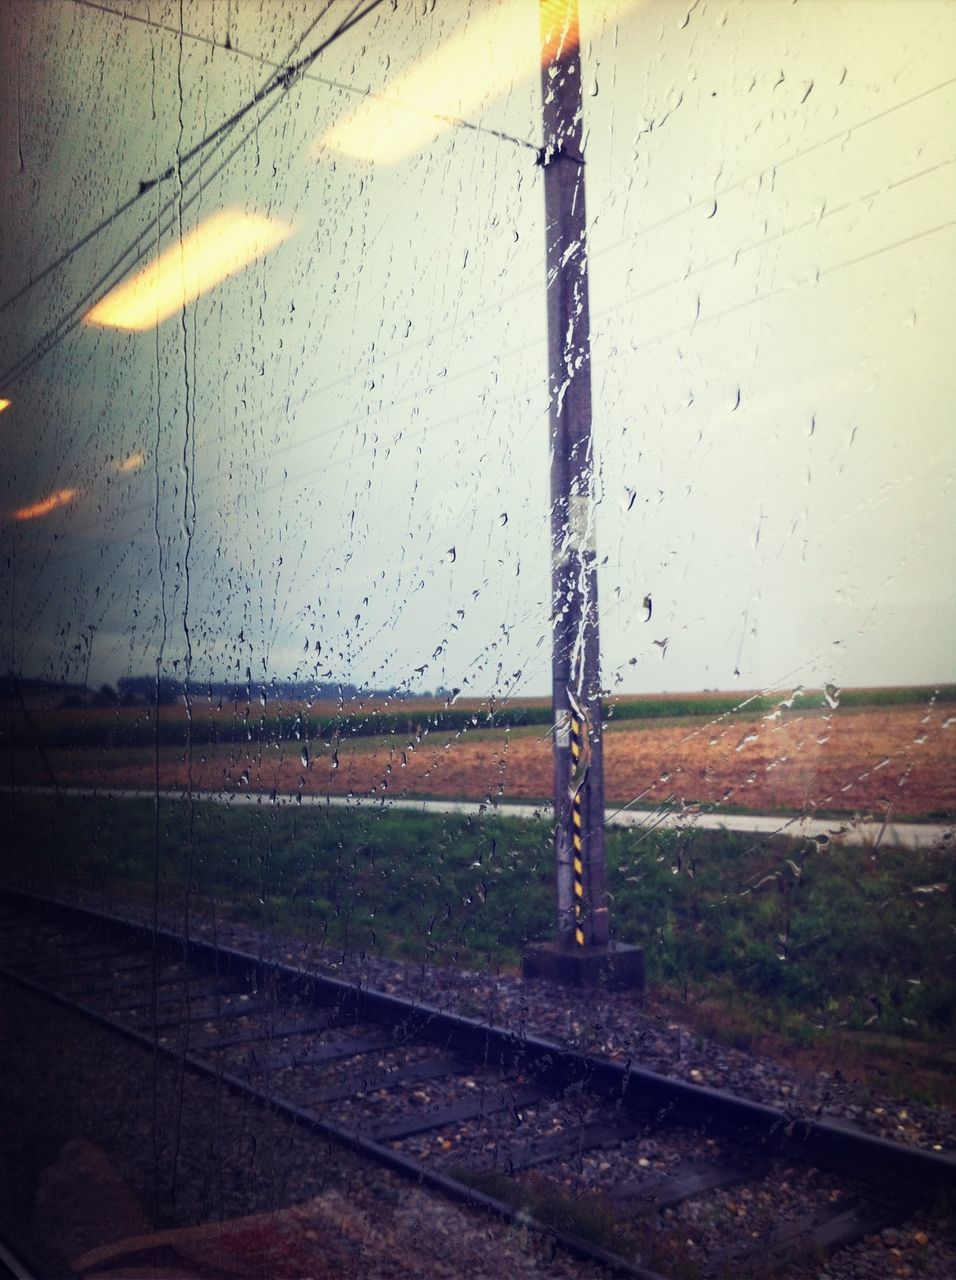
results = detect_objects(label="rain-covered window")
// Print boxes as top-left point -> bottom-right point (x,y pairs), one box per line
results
1,3 -> 954,1277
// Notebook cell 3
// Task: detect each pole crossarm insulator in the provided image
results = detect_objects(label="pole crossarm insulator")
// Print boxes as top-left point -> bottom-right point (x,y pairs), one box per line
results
536,143 -> 586,168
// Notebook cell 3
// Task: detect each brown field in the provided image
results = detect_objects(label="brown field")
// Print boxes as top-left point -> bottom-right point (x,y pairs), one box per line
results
10,701 -> 954,820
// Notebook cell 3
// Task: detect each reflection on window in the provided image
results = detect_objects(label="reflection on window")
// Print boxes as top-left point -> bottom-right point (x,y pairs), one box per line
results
85,209 -> 295,331
1,1 -> 953,1276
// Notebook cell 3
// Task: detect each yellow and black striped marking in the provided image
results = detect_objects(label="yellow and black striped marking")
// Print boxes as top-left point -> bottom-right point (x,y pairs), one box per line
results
569,708 -> 586,946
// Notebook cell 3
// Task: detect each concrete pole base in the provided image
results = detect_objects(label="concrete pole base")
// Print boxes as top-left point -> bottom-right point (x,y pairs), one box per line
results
521,940 -> 645,992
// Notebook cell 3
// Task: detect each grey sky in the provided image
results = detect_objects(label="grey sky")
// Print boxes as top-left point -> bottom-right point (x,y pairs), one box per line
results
1,0 -> 954,698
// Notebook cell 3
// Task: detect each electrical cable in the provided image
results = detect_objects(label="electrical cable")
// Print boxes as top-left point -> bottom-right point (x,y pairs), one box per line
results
596,73 -> 956,263
0,86 -> 293,390
3,48 -> 950,393
599,217 -> 955,357
7,204 -> 950,559
279,152 -> 956,424
9,206 -> 951,566
5,28 -> 953,680
6,139 -> 950,405
2,0 -> 531,394
2,0 -> 531,319
70,0 -> 540,153
0,0 -> 388,391
180,84 -> 956,431
0,0 -> 378,316
587,158 -> 956,341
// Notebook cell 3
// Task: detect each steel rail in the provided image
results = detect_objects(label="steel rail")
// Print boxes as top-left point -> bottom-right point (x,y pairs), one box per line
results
2,885 -> 954,1276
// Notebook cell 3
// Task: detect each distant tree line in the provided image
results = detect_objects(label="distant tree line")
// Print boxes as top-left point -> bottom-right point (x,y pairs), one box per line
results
2,671 -> 456,711
115,675 -> 367,706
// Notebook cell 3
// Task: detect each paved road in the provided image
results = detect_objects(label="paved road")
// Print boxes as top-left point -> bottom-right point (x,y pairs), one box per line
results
8,785 -> 953,850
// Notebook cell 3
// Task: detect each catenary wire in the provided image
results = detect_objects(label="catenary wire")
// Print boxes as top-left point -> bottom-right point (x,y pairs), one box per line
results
596,73 -> 956,262
0,88 -> 293,390
3,25 -> 951,409
590,156 -> 956,330
0,0 -> 339,313
10,209 -> 951,558
0,0 -> 387,388
600,218 -> 955,357
1,0 -> 534,320
0,0 -> 528,391
117,146 -> 941,487
178,78 -> 956,428
20,136 -> 938,458
8,204 -> 951,563
73,0 -> 540,155
5,34 -> 953,667
2,54 -> 950,394
280,151 -> 956,424
0,0 -> 377,316
7,192 -> 951,567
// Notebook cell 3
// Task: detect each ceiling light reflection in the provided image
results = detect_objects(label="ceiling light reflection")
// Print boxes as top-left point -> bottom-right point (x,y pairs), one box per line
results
13,488 -> 78,521
0,399 -> 11,413
318,3 -> 538,165
116,452 -> 146,473
319,1 -> 640,166
85,209 -> 295,331
540,0 -> 581,64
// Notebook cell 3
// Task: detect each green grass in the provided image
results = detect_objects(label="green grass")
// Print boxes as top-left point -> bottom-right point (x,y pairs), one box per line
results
2,792 -> 954,1053
450,1168 -> 795,1277
619,830 -> 956,1036
451,1167 -> 652,1263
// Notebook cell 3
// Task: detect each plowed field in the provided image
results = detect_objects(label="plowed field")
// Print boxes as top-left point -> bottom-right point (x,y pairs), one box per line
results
14,703 -> 955,820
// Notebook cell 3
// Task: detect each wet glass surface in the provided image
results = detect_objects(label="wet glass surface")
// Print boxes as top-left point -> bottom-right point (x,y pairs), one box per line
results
1,2 -> 954,1276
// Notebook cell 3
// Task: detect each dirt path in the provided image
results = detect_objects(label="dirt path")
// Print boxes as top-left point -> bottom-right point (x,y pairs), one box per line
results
8,704 -> 955,820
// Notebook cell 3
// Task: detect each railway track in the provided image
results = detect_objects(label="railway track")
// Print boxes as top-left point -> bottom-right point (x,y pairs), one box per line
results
1,885 -> 953,1279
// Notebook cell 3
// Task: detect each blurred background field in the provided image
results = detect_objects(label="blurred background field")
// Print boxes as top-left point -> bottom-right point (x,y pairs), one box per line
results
5,685 -> 954,820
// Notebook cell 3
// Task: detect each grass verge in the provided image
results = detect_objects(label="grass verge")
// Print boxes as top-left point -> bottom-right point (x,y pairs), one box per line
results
2,791 -> 953,1101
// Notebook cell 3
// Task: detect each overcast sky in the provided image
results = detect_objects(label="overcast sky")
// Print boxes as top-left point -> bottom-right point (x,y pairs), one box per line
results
1,0 -> 954,698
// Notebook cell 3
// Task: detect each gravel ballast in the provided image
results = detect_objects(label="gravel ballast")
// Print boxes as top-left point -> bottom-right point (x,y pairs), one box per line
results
2,882 -> 954,1279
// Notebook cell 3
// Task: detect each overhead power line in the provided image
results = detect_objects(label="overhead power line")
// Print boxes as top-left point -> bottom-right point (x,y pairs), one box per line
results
15,210 -> 951,562
73,0 -> 539,155
0,0 -> 387,391
0,0 -> 532,317
0,87 -> 293,390
596,72 -> 956,263
1,0 -> 381,318
606,218 -> 956,356
216,80 -> 956,428
4,27 -> 950,393
1,0 -> 536,390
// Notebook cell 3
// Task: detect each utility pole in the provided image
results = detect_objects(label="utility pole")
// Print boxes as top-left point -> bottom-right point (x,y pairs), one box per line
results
523,0 -> 642,988
541,0 -> 606,949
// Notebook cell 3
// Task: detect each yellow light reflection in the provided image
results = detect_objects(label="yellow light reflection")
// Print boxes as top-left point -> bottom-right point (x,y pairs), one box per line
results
319,1 -> 638,166
13,488 -> 78,521
117,452 -> 146,473
85,209 -> 295,331
0,399 -> 11,414
540,1 -> 581,64
319,3 -> 539,165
